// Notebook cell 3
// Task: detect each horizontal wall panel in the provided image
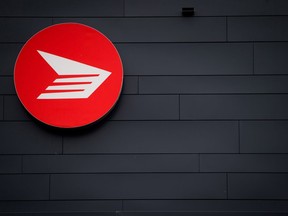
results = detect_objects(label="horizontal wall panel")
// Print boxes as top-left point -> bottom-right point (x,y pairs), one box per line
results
123,200 -> 288,212
0,200 -> 121,213
0,0 -> 123,17
0,18 -> 52,42
254,42 -> 288,75
0,175 -> 49,200
240,121 -> 288,153
23,154 -> 198,173
0,212 -> 285,216
0,44 -> 21,76
180,95 -> 288,120
4,95 -> 178,121
0,156 -> 21,173
51,173 -> 226,199
125,0 -> 288,16
1,76 -> 136,95
228,17 -> 288,41
229,174 -> 288,199
121,212 -> 288,216
0,96 -> 3,120
4,96 -> 30,121
0,77 -> 15,94
0,122 -> 62,154
110,95 -> 179,120
116,43 -> 252,75
140,75 -> 288,94
122,76 -> 138,94
54,18 -> 226,42
0,213 -> 116,216
200,154 -> 288,172
64,121 -> 238,154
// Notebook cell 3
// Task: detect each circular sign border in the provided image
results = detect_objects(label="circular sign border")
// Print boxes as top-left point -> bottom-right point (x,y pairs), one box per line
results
14,22 -> 123,129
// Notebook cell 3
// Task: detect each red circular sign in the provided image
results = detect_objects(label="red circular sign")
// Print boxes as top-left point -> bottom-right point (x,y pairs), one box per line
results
14,23 -> 123,128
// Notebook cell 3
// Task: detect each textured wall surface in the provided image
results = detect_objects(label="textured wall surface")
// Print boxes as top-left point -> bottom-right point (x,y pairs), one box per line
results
1,0 -> 288,215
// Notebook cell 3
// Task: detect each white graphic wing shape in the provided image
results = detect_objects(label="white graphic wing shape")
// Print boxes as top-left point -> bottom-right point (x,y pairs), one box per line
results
37,50 -> 111,99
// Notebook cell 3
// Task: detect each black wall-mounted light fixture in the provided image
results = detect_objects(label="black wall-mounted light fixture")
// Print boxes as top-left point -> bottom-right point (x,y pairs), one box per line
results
182,7 -> 195,17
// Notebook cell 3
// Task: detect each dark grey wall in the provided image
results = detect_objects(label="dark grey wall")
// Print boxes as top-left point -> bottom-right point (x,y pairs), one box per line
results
1,0 -> 288,215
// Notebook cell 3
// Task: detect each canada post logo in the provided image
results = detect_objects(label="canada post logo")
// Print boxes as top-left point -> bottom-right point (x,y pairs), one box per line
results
36,50 -> 111,99
14,23 -> 123,128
